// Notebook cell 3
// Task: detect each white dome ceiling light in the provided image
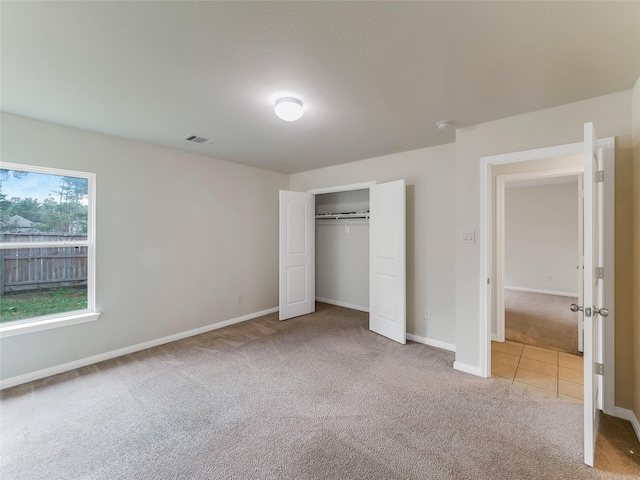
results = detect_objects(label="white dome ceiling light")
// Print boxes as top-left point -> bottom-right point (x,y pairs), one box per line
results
274,97 -> 304,122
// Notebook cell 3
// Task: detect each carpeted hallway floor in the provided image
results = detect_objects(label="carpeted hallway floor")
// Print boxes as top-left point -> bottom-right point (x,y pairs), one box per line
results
505,290 -> 580,355
1,303 -> 637,479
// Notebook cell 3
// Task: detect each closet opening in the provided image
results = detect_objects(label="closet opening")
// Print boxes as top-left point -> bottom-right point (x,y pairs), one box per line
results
279,179 -> 406,343
315,189 -> 370,312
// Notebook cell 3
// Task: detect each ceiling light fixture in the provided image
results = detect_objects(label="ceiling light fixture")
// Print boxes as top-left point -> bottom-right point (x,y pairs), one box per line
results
275,97 -> 304,122
436,120 -> 453,130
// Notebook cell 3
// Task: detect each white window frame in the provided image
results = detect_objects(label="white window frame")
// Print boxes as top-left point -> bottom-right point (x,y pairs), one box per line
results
0,162 -> 99,338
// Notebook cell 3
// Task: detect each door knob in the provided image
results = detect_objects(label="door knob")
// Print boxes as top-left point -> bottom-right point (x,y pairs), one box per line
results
593,307 -> 609,317
571,303 -> 609,318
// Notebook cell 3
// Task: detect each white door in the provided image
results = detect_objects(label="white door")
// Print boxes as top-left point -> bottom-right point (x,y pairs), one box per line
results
581,122 -> 607,467
369,180 -> 406,344
279,190 -> 315,320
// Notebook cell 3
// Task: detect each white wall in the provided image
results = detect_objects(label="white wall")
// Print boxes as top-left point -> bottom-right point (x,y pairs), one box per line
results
505,182 -> 579,295
0,113 -> 288,381
290,143 -> 457,347
455,89 -> 635,408
315,190 -> 369,310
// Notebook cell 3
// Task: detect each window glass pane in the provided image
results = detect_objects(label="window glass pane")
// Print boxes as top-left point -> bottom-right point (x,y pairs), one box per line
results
0,246 -> 88,323
0,169 -> 88,241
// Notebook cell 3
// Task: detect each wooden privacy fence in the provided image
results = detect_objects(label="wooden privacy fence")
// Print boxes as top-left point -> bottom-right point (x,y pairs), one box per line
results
0,233 -> 88,295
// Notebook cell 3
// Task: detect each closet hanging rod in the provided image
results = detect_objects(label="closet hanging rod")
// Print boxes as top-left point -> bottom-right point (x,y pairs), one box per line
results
315,212 -> 369,220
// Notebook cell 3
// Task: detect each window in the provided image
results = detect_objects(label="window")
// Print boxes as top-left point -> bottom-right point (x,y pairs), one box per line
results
0,163 -> 98,337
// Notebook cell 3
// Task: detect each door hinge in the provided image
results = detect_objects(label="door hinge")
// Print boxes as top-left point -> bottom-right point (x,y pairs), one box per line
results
594,362 -> 604,375
595,170 -> 604,183
487,278 -> 490,285
595,267 -> 604,279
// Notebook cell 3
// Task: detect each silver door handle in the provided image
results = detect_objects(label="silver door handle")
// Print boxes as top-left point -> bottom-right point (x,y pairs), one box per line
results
571,304 -> 609,318
593,307 -> 609,317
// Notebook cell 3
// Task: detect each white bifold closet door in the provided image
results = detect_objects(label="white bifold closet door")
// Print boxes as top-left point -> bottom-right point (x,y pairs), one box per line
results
279,180 -> 406,345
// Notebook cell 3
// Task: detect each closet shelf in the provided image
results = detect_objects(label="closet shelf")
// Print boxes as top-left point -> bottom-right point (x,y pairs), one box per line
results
315,212 -> 370,220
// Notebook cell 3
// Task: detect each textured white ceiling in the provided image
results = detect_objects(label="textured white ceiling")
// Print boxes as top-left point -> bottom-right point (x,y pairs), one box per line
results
2,1 -> 638,174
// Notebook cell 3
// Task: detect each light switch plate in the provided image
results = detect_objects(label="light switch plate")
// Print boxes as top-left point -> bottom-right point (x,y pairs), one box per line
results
461,231 -> 475,243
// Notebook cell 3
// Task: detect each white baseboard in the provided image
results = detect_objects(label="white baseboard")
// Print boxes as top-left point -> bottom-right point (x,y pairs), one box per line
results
0,306 -> 279,390
406,333 -> 455,352
315,297 -> 369,313
504,286 -> 578,298
453,361 -> 483,377
612,407 -> 640,444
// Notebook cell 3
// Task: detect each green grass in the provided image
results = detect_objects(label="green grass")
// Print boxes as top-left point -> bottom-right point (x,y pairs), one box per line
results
0,287 -> 87,323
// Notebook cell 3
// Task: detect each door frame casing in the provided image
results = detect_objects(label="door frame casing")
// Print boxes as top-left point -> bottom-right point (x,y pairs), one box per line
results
479,138 -> 615,415
304,180 -> 407,344
307,181 -> 376,313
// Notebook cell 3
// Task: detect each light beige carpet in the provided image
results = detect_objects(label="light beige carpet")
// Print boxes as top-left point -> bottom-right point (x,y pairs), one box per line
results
0,303 -> 632,479
505,290 -> 580,355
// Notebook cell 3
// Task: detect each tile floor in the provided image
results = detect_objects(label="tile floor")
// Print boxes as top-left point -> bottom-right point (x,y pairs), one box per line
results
491,340 -> 584,403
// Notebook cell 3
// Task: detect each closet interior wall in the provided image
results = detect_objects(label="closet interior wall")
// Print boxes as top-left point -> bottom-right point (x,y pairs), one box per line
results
315,189 -> 370,311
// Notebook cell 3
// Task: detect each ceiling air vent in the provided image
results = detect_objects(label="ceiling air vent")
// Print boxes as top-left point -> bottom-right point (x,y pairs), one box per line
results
182,134 -> 212,145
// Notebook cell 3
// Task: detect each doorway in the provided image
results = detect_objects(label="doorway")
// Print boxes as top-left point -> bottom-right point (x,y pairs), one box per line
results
480,142 -> 615,405
479,128 -> 616,467
315,188 -> 370,312
492,161 -> 585,402
498,170 -> 583,354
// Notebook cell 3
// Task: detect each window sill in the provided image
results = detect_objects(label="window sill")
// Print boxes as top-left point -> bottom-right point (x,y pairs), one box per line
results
0,311 -> 101,338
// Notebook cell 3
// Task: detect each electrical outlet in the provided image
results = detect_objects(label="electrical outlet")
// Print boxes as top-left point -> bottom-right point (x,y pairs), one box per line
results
546,275 -> 553,281
425,309 -> 431,321
235,293 -> 242,304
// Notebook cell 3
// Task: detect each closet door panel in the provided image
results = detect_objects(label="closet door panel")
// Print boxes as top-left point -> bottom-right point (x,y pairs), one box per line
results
369,180 -> 406,343
279,190 -> 315,320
